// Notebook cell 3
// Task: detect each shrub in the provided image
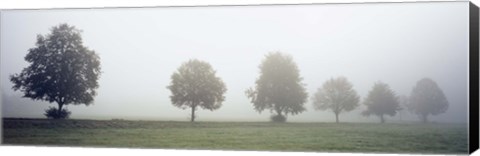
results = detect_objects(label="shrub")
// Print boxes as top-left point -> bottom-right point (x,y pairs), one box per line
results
44,107 -> 71,119
270,114 -> 286,123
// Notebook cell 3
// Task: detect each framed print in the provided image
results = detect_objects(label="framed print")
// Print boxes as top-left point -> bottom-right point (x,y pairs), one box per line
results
1,1 -> 479,155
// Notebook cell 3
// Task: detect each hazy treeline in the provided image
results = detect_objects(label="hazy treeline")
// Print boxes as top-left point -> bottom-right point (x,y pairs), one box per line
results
9,23 -> 450,123
244,52 -> 448,123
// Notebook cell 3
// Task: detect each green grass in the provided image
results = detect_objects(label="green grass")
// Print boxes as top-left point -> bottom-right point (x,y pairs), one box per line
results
2,118 -> 468,154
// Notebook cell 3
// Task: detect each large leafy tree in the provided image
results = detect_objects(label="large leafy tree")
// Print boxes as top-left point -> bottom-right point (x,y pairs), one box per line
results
246,52 -> 308,122
312,76 -> 359,123
362,82 -> 400,123
408,78 -> 448,123
167,59 -> 227,122
10,23 -> 101,119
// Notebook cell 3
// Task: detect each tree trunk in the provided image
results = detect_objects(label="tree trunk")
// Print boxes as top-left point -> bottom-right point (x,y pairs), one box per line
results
273,110 -> 286,122
399,111 -> 402,121
335,113 -> 339,123
422,114 -> 428,123
380,114 -> 385,123
57,102 -> 64,117
190,105 -> 196,122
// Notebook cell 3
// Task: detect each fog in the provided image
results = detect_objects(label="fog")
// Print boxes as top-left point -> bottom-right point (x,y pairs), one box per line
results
1,2 -> 469,123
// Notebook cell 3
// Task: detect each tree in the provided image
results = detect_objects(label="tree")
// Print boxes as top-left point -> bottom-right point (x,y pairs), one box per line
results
408,78 -> 448,123
362,82 -> 400,123
167,59 -> 227,122
312,76 -> 360,123
246,52 -> 308,122
10,24 -> 101,119
397,95 -> 409,121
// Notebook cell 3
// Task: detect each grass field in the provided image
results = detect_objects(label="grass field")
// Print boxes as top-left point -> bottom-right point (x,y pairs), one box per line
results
2,118 -> 468,154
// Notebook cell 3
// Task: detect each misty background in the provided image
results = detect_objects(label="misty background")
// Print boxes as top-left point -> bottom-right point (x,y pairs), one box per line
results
1,2 -> 469,123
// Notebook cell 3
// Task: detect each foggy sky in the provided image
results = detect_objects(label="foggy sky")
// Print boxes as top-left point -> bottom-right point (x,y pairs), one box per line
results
1,2 -> 469,123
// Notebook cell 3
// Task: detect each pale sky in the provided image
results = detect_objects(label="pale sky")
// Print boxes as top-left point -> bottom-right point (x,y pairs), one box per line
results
1,2 -> 469,123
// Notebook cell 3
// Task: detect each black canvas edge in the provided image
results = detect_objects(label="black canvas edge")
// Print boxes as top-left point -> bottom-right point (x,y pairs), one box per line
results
470,1 -> 479,154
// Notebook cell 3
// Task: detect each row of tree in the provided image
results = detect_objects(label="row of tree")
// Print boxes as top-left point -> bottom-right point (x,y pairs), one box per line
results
312,76 -> 448,123
244,52 -> 448,123
10,24 -> 448,123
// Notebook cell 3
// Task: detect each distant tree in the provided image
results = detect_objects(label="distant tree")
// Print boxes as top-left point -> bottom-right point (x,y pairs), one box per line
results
10,23 -> 101,119
312,76 -> 360,123
246,52 -> 308,122
408,78 -> 448,123
362,82 -> 401,123
397,95 -> 409,121
167,59 -> 227,122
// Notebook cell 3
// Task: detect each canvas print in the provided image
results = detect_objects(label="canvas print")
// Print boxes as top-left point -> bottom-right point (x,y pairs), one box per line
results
0,1 -> 473,154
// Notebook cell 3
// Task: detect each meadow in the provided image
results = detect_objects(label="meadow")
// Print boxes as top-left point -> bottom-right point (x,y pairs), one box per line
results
2,118 -> 468,154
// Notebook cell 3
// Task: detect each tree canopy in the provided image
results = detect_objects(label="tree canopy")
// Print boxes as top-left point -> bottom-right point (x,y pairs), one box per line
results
408,78 -> 448,123
167,59 -> 227,122
362,82 -> 400,123
312,76 -> 359,123
246,52 -> 308,122
10,23 -> 101,119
